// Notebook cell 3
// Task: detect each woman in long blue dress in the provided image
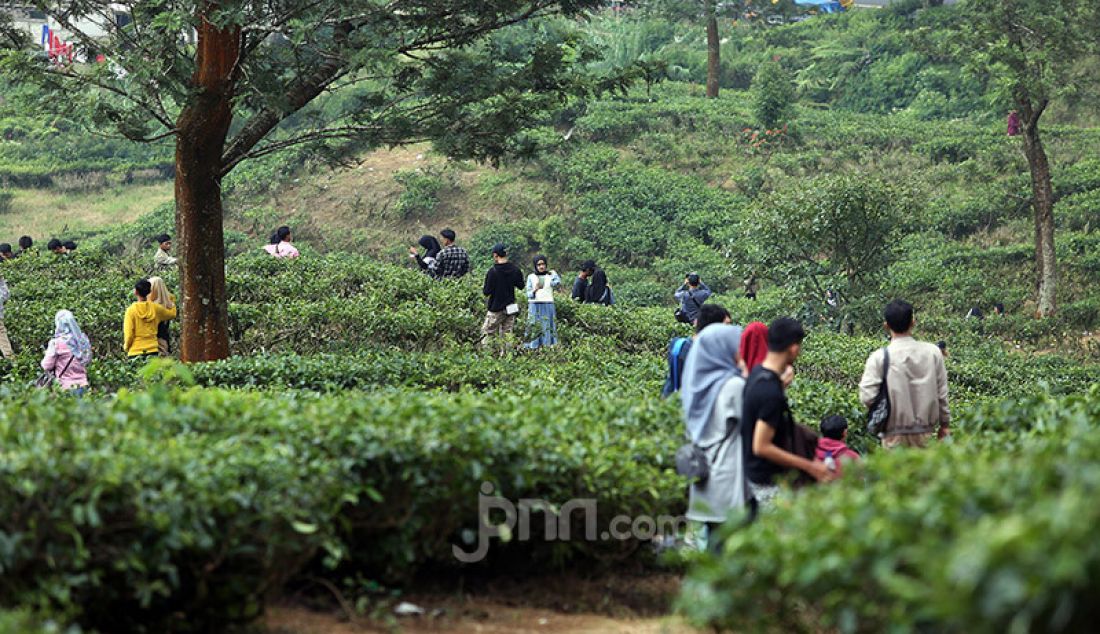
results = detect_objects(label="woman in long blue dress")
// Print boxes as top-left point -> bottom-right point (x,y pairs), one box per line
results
525,255 -> 561,349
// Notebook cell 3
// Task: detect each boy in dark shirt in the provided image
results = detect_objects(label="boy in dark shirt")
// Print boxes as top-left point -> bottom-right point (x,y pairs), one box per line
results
741,317 -> 834,508
480,244 -> 524,348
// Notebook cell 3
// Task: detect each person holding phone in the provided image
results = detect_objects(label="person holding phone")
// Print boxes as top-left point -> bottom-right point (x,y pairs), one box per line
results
525,255 -> 561,349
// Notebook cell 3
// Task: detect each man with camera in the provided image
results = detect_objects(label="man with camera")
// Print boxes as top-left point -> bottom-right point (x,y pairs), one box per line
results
674,273 -> 712,325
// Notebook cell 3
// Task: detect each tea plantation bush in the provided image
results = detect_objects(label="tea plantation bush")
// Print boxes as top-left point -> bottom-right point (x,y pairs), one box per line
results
680,386 -> 1100,634
0,384 -> 683,632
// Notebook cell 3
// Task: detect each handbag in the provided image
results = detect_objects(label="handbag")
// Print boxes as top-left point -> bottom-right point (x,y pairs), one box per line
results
35,354 -> 75,390
675,416 -> 738,484
505,303 -> 520,316
866,347 -> 891,437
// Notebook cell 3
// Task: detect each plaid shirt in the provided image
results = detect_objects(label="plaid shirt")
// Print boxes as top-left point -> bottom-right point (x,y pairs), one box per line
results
435,245 -> 470,279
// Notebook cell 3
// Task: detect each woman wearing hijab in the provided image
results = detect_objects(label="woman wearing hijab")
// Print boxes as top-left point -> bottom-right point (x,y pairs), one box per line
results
147,276 -> 176,357
680,323 -> 751,550
740,321 -> 769,375
264,226 -> 300,258
585,266 -> 613,306
525,255 -> 561,349
409,235 -> 442,277
40,310 -> 92,395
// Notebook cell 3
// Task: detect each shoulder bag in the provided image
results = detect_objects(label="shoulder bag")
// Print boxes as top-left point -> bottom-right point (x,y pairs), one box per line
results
866,347 -> 891,437
35,353 -> 75,390
675,415 -> 738,484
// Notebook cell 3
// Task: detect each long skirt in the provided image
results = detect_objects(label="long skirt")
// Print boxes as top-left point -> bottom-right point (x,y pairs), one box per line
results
525,302 -> 558,349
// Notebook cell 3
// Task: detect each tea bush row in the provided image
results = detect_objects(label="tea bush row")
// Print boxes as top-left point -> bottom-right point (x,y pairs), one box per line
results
0,384 -> 684,632
680,386 -> 1100,633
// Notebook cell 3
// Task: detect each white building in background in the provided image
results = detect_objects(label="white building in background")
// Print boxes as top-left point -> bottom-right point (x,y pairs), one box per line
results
2,3 -> 131,52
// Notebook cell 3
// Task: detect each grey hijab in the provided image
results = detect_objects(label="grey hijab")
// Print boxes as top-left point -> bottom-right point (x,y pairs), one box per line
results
681,324 -> 743,444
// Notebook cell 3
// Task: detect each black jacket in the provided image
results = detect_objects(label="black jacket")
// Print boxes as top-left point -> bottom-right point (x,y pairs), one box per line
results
483,262 -> 524,312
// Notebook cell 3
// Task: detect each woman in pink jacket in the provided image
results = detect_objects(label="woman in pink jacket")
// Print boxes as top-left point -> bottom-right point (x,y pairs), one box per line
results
40,309 -> 92,396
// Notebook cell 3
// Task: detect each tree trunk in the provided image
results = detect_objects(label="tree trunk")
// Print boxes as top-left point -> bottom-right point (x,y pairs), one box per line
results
1020,106 -> 1057,318
705,0 -> 720,99
175,6 -> 240,361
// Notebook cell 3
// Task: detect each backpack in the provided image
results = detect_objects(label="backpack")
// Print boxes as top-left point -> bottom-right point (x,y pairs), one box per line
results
667,337 -> 691,392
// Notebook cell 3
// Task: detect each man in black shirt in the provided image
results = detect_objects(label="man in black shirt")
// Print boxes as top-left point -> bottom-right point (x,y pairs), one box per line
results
480,244 -> 524,349
741,317 -> 834,508
571,260 -> 595,302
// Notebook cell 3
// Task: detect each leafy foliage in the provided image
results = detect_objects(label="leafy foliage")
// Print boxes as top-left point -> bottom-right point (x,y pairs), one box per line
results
752,60 -> 795,129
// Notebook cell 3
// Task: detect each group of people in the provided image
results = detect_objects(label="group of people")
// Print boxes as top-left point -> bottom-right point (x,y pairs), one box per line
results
0,236 -> 79,260
670,298 -> 950,549
406,229 -> 615,350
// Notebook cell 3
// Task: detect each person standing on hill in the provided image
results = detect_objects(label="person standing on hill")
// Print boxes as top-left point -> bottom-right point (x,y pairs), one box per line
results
124,279 -> 178,359
154,234 -> 178,270
525,255 -> 561,350
585,264 -> 614,306
572,260 -> 595,302
480,244 -> 524,349
744,273 -> 758,301
409,235 -> 442,277
0,274 -> 12,358
265,226 -> 300,258
435,229 -> 470,279
40,310 -> 92,396
675,273 -> 712,324
860,300 -> 950,449
147,276 -> 176,357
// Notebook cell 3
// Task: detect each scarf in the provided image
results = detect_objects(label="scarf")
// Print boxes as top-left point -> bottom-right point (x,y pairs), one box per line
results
53,309 -> 92,365
681,324 -> 743,444
740,321 -> 769,372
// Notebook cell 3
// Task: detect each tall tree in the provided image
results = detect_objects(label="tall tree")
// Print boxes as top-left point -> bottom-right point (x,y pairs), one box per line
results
0,0 -> 608,360
704,0 -> 720,98
957,0 -> 1099,318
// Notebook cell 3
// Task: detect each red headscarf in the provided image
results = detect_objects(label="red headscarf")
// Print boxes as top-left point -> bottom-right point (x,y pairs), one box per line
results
740,321 -> 769,371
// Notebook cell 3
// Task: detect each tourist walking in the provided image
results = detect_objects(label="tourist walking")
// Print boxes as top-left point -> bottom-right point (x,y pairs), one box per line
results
662,304 -> 731,398
147,276 -> 176,357
435,229 -> 470,279
525,255 -> 561,349
740,321 -> 768,375
674,273 -> 711,324
39,310 -> 92,395
0,274 -> 12,358
680,323 -> 751,550
153,234 -> 178,269
124,279 -> 178,359
409,235 -> 442,277
265,226 -> 300,258
480,244 -> 524,348
742,317 -> 834,510
859,300 -> 950,449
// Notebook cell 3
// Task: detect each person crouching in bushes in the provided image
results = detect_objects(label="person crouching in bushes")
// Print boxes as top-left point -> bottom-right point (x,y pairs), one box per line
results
147,276 -> 176,357
680,323 -> 751,551
409,234 -> 442,277
124,279 -> 177,360
815,415 -> 860,477
40,310 -> 92,396
265,226 -> 300,258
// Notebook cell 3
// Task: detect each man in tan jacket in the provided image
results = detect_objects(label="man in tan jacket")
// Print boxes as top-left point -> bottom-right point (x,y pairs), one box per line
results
859,300 -> 950,449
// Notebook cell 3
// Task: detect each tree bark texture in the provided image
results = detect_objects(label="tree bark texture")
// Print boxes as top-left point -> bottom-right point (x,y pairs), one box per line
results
705,0 -> 720,99
1020,103 -> 1057,318
175,6 -> 240,361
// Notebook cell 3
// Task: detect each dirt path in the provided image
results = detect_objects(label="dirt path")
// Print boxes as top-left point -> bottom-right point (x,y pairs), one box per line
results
264,572 -> 697,634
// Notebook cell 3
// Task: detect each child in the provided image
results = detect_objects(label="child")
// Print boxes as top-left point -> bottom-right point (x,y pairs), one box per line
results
816,415 -> 861,476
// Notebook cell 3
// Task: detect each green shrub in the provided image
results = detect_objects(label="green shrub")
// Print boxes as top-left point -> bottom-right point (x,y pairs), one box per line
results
752,61 -> 796,129
0,189 -> 12,214
393,168 -> 447,219
680,387 -> 1100,633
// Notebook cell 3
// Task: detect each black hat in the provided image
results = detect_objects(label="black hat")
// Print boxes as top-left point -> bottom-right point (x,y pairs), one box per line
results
491,243 -> 507,257
156,233 -> 171,244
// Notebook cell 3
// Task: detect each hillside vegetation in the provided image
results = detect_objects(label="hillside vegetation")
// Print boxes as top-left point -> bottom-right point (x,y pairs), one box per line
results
0,2 -> 1098,632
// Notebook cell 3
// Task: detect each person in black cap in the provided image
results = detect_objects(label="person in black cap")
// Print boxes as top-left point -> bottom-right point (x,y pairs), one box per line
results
480,243 -> 524,349
154,234 -> 178,269
435,228 -> 470,279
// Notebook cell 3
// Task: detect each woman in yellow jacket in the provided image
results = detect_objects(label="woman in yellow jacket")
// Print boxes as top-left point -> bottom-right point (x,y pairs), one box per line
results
124,279 -> 177,358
